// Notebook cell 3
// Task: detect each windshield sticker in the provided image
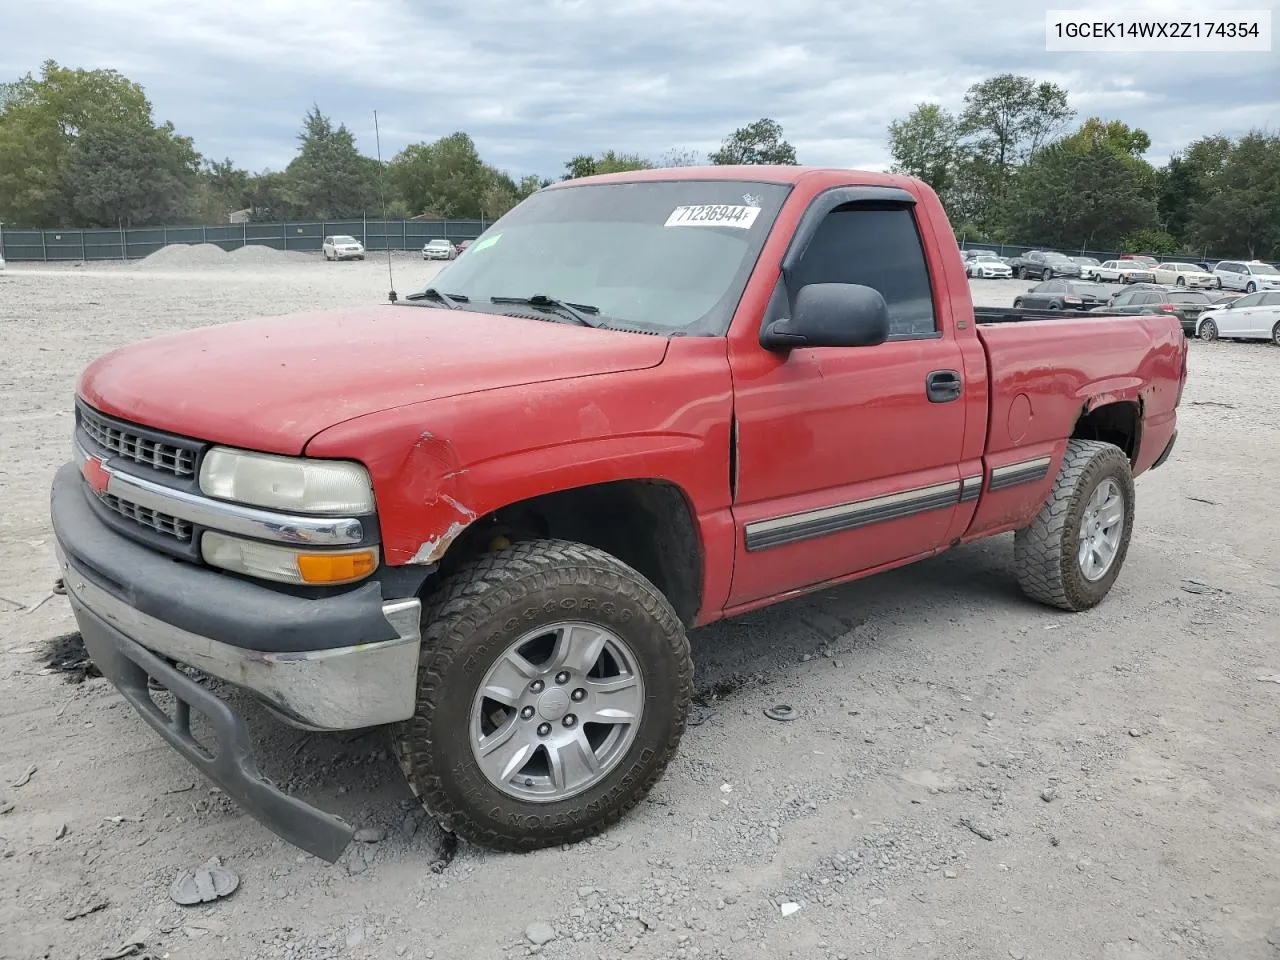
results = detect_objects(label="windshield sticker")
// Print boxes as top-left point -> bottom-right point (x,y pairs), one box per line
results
664,205 -> 761,229
469,233 -> 502,253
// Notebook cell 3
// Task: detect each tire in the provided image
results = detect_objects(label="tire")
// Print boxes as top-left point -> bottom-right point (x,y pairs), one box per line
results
393,538 -> 693,852
1013,298 -> 1024,309
1176,277 -> 1185,287
1016,268 -> 1026,280
1014,439 -> 1135,612
1043,269 -> 1053,280
1048,301 -> 1061,310
1246,281 -> 1257,293
1215,277 -> 1222,289
1271,320 -> 1280,347
1199,319 -> 1218,342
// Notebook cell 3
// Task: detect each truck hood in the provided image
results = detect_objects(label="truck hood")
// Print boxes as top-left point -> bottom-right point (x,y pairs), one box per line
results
78,304 -> 670,454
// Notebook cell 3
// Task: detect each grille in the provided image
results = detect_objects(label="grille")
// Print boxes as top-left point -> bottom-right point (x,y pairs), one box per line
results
98,492 -> 193,542
79,406 -> 198,478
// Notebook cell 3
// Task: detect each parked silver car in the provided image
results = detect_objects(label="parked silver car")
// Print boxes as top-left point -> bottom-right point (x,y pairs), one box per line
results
422,239 -> 457,261
967,255 -> 1013,279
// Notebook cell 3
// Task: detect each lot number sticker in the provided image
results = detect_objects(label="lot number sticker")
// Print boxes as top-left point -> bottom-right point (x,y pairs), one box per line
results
664,204 -> 761,229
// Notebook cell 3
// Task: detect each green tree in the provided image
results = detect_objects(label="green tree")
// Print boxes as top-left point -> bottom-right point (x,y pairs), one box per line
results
0,60 -> 161,225
709,118 -> 797,165
1001,139 -> 1157,250
65,119 -> 201,226
887,103 -> 959,195
283,106 -> 378,219
957,74 -> 1073,223
1187,131 -> 1280,259
1122,228 -> 1179,255
389,131 -> 499,218
193,158 -> 252,222
561,150 -> 654,180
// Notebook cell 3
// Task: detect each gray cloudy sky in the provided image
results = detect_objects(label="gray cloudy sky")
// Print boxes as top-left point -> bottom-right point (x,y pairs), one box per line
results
4,0 -> 1277,178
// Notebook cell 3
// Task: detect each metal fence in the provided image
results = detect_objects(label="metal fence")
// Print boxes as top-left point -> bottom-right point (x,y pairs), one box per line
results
0,218 -> 491,262
956,239 -> 1225,265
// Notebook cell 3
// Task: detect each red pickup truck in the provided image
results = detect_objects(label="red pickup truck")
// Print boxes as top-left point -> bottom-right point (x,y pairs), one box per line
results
51,166 -> 1187,862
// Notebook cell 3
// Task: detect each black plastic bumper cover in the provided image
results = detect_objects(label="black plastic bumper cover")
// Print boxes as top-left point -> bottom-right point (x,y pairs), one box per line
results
72,594 -> 355,862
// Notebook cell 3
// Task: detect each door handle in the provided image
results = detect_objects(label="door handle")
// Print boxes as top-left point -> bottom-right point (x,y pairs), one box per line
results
926,369 -> 962,403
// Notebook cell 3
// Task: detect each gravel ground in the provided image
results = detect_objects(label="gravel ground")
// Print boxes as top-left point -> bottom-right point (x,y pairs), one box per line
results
2,251 -> 1279,960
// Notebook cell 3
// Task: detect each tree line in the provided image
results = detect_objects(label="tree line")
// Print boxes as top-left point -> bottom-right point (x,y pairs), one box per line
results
2,61 -> 1275,260
886,73 -> 1280,259
0,61 -> 798,230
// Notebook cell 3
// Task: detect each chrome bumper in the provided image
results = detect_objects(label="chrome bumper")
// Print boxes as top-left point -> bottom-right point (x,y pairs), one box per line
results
58,547 -> 422,731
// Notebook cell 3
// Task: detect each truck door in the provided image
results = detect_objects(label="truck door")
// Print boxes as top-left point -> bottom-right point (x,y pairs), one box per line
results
725,193 -> 968,608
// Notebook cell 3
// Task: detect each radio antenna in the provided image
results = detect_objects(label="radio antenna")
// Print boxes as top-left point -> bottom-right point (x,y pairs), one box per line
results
373,109 -> 397,303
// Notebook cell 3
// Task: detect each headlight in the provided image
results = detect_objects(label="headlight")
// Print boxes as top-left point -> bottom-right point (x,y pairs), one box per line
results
202,532 -> 378,585
199,447 -> 375,515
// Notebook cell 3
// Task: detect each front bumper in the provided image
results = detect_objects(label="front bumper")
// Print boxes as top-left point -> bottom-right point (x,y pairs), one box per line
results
51,460 -> 426,860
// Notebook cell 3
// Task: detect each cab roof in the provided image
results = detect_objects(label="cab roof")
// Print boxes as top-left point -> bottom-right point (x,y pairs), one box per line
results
543,165 -> 919,191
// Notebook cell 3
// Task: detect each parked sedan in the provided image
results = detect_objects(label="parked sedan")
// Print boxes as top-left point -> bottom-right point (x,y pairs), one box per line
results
1012,279 -> 1112,311
1152,261 -> 1216,288
1194,291 -> 1280,344
1088,260 -> 1156,284
1009,250 -> 1082,280
1070,256 -> 1101,273
967,255 -> 1013,279
1091,288 -> 1216,335
422,239 -> 458,260
322,235 -> 366,261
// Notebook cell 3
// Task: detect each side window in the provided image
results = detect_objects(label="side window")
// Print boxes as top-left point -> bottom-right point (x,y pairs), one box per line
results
1045,280 -> 1066,293
790,204 -> 937,338
1139,293 -> 1163,304
1234,293 -> 1263,308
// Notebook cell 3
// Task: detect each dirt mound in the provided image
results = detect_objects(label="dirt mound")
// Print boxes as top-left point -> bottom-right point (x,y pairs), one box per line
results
227,243 -> 313,265
138,242 -> 231,268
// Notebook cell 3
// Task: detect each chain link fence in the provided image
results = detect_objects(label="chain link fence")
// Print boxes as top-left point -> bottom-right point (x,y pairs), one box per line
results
0,218 -> 491,262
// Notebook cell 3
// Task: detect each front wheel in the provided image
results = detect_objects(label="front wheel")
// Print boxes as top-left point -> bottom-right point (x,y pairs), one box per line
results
1013,298 -> 1024,309
1271,320 -> 1280,346
1014,439 -> 1135,612
1176,277 -> 1185,287
1246,282 -> 1257,294
1215,277 -> 1222,289
1043,269 -> 1053,280
1199,319 -> 1218,342
393,539 -> 693,852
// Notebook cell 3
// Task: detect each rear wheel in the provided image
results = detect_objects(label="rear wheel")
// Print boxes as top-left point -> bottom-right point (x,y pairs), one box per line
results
1014,439 -> 1135,612
393,539 -> 693,852
1199,318 -> 1218,342
1271,321 -> 1280,346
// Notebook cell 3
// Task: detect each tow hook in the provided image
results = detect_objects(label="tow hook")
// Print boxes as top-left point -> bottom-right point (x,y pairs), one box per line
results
53,577 -> 67,596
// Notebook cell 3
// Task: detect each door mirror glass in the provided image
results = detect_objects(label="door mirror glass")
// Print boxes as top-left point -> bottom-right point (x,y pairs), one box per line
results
761,283 -> 890,350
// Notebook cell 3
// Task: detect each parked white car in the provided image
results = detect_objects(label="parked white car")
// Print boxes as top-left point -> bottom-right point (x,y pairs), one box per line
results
1087,260 -> 1156,284
1212,259 -> 1280,293
1152,261 -> 1216,288
422,239 -> 457,261
967,255 -> 1013,279
322,235 -> 365,261
1194,290 -> 1280,345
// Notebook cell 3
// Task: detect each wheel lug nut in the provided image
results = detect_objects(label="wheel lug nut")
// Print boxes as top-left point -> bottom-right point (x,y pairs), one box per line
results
563,714 -> 577,728
555,671 -> 571,685
537,722 -> 551,737
520,706 -> 535,720
571,688 -> 586,702
530,680 -> 544,693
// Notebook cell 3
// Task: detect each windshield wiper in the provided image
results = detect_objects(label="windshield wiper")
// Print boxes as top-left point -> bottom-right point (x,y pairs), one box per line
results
405,287 -> 469,309
490,294 -> 603,328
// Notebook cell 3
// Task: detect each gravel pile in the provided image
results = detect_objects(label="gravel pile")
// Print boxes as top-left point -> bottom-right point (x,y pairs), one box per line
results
227,244 -> 313,265
137,242 -> 232,269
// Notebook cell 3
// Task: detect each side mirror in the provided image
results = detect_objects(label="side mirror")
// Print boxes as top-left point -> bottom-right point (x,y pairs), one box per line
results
761,283 -> 890,350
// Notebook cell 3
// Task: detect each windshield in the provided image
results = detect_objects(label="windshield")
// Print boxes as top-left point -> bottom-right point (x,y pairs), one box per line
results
1168,292 -> 1211,302
1250,263 -> 1280,275
333,235 -> 358,244
415,179 -> 790,334
427,240 -> 450,246
1045,253 -> 1073,262
1072,257 -> 1099,265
